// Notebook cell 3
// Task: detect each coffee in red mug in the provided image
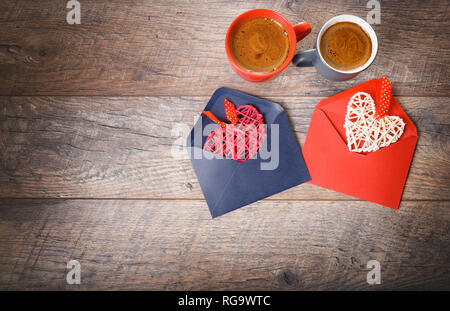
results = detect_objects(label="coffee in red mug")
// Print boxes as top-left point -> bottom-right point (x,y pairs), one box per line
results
225,9 -> 311,83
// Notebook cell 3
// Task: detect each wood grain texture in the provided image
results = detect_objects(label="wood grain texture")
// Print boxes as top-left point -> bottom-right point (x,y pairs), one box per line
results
0,0 -> 449,96
0,0 -> 449,292
0,199 -> 448,290
1,96 -> 449,201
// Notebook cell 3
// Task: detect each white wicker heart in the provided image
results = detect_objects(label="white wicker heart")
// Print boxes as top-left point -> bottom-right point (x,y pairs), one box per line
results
344,92 -> 405,153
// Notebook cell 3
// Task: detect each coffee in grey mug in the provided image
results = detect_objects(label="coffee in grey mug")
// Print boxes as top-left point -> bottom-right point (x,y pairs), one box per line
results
293,15 -> 378,81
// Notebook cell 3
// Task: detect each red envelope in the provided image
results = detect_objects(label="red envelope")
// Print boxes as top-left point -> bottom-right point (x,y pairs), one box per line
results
303,79 -> 417,209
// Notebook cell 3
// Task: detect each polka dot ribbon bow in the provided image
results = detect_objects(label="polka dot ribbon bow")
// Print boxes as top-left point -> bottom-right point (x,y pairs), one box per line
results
202,99 -> 238,128
375,75 -> 393,119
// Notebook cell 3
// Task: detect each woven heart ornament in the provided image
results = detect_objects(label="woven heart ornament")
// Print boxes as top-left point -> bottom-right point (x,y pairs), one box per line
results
203,99 -> 266,161
344,92 -> 405,153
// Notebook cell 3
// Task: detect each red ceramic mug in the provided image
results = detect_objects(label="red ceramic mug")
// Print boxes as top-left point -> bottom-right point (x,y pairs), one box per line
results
225,9 -> 311,83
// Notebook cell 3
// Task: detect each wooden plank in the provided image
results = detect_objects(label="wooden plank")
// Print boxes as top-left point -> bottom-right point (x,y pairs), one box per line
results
1,96 -> 449,201
0,0 -> 448,96
0,199 -> 448,290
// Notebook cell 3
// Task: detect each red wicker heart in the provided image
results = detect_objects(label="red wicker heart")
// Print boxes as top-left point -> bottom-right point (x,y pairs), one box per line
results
204,104 -> 266,161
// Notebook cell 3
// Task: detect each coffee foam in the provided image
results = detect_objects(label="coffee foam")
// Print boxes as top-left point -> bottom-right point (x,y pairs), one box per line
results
319,22 -> 372,71
230,17 -> 290,73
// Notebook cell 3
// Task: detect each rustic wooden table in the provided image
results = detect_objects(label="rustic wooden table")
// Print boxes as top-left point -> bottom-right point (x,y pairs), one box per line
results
0,0 -> 449,290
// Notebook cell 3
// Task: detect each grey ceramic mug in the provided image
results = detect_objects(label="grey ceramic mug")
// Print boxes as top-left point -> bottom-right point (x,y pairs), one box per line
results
292,15 -> 378,81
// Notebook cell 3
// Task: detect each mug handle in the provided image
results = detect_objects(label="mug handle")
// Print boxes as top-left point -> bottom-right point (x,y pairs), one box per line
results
293,22 -> 311,42
292,49 -> 315,67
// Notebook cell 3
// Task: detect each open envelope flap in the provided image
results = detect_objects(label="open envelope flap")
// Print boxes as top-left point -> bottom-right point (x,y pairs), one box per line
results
187,87 -> 311,217
303,80 -> 418,209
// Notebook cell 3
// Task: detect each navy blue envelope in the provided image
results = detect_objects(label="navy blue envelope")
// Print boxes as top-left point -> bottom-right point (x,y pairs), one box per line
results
187,88 -> 310,218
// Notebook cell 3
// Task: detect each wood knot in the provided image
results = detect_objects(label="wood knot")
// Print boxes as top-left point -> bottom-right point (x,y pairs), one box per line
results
7,45 -> 22,55
276,269 -> 300,288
